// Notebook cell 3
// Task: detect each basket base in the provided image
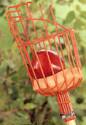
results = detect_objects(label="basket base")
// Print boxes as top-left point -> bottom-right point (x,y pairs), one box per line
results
33,67 -> 82,96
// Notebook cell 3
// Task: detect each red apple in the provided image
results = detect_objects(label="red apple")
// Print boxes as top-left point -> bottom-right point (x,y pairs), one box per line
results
28,50 -> 65,79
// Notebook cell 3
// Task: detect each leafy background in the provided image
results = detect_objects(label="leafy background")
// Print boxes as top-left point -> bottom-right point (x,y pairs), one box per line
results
0,0 -> 86,125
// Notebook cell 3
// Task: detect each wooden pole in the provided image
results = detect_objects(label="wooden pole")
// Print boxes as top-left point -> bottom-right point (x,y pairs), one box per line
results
66,120 -> 76,125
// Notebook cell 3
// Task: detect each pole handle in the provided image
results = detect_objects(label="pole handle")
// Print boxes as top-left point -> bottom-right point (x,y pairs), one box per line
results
66,120 -> 76,125
56,92 -> 76,122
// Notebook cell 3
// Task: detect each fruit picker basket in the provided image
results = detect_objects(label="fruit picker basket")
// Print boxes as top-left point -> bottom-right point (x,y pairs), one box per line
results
6,2 -> 83,124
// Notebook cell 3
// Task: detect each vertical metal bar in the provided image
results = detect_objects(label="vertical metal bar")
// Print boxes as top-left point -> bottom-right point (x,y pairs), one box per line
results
57,93 -> 65,114
50,7 -> 65,73
49,6 -> 68,91
39,5 -> 60,90
39,4 -> 52,50
26,4 -> 42,49
32,45 -> 50,89
70,30 -> 82,70
15,7 -> 28,41
8,21 -> 33,83
64,33 -> 76,87
65,32 -> 76,67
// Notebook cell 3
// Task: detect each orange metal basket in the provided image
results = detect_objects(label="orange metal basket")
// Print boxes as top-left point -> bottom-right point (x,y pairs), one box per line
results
6,2 -> 83,124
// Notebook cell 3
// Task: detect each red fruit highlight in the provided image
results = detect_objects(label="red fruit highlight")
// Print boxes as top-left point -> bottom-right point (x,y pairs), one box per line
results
28,50 -> 65,79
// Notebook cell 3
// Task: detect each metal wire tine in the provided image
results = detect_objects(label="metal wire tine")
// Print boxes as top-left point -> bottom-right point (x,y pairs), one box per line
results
27,4 -> 42,49
22,45 -> 43,90
8,4 -> 21,9
24,2 -> 32,41
51,37 -> 62,91
25,1 -> 32,5
39,4 -> 53,50
42,40 -> 59,90
26,4 -> 38,37
7,9 -> 21,16
65,32 -> 76,67
50,5 -> 69,90
57,93 -> 65,114
27,46 -> 43,90
8,2 -> 32,9
10,22 -> 33,83
63,34 -> 74,77
76,76 -> 82,88
58,35 -> 68,89
14,7 -> 28,41
49,4 -> 67,77
64,93 -> 70,114
32,45 -> 50,89
39,4 -> 58,88
64,33 -> 76,87
62,93 -> 67,114
49,4 -> 57,28
16,38 -> 38,81
57,94 -> 63,113
49,5 -> 70,31
70,30 -> 82,72
19,47 -> 33,83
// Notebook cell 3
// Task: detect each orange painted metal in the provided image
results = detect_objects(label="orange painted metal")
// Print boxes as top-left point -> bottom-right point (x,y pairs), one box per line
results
6,2 -> 83,122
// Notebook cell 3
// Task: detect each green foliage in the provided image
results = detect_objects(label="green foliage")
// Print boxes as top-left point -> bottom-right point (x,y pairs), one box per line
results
0,0 -> 86,125
79,0 -> 86,4
63,11 -> 75,24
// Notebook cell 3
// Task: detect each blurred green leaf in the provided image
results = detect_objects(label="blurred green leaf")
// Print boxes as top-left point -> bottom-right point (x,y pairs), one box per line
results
64,11 -> 75,24
79,0 -> 86,4
80,11 -> 86,20
3,113 -> 30,125
0,5 -> 5,16
73,19 -> 85,29
82,66 -> 86,80
0,17 -> 13,50
24,103 -> 37,110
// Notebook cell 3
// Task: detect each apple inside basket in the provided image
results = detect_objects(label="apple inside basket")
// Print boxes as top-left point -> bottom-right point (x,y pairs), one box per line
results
28,50 -> 82,94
